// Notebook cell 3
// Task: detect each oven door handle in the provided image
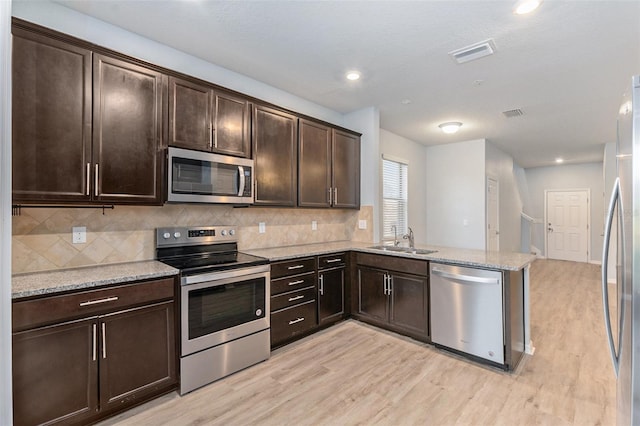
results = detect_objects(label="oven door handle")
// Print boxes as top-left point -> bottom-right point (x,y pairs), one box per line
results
181,264 -> 270,286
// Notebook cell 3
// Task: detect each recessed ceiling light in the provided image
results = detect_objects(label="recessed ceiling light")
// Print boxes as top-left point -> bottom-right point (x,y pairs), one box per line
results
400,99 -> 412,105
555,158 -> 564,164
513,0 -> 542,15
439,122 -> 463,134
346,71 -> 361,81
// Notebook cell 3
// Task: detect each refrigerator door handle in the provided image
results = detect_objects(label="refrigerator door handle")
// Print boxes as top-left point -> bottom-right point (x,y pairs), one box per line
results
602,177 -> 622,377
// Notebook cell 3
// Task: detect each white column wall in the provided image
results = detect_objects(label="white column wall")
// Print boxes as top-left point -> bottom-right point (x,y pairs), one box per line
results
1,0 -> 13,423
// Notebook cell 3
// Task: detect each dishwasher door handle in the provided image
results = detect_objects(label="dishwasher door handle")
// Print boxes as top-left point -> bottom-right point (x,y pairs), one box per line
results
432,268 -> 500,285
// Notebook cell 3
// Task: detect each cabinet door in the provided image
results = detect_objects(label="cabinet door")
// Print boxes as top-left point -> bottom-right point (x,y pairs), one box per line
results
253,104 -> 298,206
12,28 -> 92,202
357,266 -> 388,322
93,54 -> 166,204
212,90 -> 250,157
389,272 -> 429,338
332,129 -> 360,209
13,319 -> 98,426
168,76 -> 212,151
318,267 -> 345,325
298,119 -> 332,207
99,301 -> 176,411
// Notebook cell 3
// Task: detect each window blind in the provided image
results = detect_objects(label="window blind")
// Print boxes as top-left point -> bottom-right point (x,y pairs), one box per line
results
382,158 -> 408,240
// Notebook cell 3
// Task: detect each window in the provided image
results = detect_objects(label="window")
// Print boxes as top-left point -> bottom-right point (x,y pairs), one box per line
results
382,157 -> 408,241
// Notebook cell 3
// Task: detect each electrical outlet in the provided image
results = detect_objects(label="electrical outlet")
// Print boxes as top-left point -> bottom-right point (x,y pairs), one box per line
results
358,220 -> 367,230
463,219 -> 469,227
259,222 -> 266,234
312,220 -> 318,231
72,226 -> 86,244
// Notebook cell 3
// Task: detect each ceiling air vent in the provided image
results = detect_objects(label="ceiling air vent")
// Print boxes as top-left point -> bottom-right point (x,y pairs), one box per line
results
449,39 -> 496,64
502,108 -> 524,118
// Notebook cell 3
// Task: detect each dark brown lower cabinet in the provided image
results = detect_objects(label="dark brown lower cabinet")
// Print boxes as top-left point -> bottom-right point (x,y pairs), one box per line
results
354,253 -> 429,342
12,277 -> 178,426
318,253 -> 347,326
99,302 -> 176,411
12,319 -> 98,426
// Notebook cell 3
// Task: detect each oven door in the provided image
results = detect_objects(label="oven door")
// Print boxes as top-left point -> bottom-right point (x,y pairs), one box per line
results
181,265 -> 270,356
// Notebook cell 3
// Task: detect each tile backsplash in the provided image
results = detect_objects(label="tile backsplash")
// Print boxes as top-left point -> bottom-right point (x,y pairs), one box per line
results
12,204 -> 373,274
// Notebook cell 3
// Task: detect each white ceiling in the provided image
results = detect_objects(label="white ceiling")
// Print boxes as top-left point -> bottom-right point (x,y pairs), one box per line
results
54,0 -> 640,168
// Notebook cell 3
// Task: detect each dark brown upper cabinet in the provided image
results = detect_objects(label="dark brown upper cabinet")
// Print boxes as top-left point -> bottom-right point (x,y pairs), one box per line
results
12,27 -> 92,203
252,104 -> 298,206
169,76 -> 251,158
298,119 -> 360,209
12,22 -> 166,205
93,54 -> 166,204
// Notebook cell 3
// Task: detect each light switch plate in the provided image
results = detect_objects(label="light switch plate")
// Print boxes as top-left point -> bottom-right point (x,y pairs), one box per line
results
258,222 -> 266,234
312,221 -> 318,231
358,220 -> 367,230
72,226 -> 86,244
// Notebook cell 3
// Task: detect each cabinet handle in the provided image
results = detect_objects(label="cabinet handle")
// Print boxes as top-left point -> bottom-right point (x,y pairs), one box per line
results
288,317 -> 305,325
79,296 -> 119,307
383,274 -> 387,295
319,274 -> 324,296
92,323 -> 97,361
94,164 -> 99,197
86,163 -> 90,196
101,322 -> 107,359
287,265 -> 304,270
209,124 -> 213,149
334,187 -> 338,205
288,279 -> 305,286
388,275 -> 393,295
325,258 -> 342,263
288,295 -> 305,302
328,187 -> 333,204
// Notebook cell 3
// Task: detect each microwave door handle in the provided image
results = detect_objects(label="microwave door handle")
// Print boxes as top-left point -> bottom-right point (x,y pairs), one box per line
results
238,166 -> 245,197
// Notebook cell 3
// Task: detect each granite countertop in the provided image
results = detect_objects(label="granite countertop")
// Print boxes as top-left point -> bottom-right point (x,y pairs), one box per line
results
12,260 -> 179,299
245,241 -> 536,271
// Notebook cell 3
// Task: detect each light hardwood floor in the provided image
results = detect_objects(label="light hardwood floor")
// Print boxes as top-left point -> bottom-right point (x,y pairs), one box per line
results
99,259 -> 615,425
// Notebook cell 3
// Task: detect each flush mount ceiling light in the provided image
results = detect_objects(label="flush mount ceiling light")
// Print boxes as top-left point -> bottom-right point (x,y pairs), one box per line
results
439,122 -> 462,134
346,71 -> 361,81
513,0 -> 543,15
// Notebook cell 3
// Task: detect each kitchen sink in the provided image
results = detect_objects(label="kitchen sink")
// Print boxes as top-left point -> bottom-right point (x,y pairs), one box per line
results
368,246 -> 437,255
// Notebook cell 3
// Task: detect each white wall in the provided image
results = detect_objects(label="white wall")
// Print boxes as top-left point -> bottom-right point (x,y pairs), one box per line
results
1,0 -> 13,423
485,142 -> 523,253
524,162 -> 604,262
12,0 -> 345,128
426,139 -> 486,249
380,129 -> 427,245
344,107 -> 380,241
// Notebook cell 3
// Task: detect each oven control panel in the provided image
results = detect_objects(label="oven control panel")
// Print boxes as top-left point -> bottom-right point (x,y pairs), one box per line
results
156,226 -> 238,247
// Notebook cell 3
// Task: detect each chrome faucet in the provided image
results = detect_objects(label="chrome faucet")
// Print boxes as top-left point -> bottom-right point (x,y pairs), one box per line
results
391,225 -> 399,246
403,227 -> 415,249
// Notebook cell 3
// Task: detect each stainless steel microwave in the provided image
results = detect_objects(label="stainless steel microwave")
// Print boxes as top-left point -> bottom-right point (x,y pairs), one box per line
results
167,147 -> 254,204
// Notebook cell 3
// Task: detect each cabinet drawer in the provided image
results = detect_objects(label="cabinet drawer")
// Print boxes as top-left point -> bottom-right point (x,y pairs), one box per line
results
270,301 -> 317,345
318,252 -> 346,270
13,278 -> 175,332
356,253 -> 428,277
271,272 -> 316,295
271,287 -> 316,312
270,257 -> 315,279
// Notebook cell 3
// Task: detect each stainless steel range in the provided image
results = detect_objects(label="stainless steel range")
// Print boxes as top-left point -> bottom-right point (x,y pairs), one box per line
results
156,226 -> 270,395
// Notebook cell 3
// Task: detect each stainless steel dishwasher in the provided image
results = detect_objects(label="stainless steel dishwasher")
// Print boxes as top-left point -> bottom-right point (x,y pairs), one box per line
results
430,262 -> 504,365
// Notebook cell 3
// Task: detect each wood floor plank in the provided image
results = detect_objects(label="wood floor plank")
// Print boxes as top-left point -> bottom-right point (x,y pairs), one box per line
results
98,259 -> 615,426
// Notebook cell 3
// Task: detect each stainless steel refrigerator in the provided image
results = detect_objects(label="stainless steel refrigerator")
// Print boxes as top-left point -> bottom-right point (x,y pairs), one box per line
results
603,75 -> 640,426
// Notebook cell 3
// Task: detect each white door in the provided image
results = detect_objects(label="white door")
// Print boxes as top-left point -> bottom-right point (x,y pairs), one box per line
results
546,190 -> 589,262
486,177 -> 499,251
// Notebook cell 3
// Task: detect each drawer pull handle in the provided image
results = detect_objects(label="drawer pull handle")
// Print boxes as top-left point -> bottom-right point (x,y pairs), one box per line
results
326,259 -> 342,263
92,323 -> 97,361
287,265 -> 305,270
80,296 -> 119,307
288,295 -> 305,302
289,317 -> 305,325
288,280 -> 305,286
